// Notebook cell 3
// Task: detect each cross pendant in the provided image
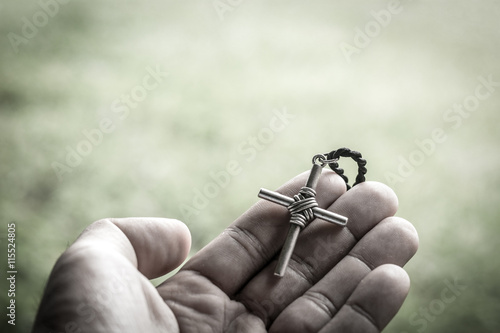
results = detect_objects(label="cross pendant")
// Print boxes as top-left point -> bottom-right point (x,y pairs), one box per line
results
258,160 -> 348,277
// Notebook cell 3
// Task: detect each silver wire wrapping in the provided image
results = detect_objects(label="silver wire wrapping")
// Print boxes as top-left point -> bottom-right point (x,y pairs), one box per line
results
287,186 -> 319,228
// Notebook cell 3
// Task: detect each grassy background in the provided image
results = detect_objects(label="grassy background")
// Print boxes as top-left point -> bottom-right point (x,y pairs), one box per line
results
1,0 -> 499,332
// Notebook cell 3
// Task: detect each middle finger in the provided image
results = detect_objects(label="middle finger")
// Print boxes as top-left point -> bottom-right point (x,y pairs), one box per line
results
234,181 -> 399,326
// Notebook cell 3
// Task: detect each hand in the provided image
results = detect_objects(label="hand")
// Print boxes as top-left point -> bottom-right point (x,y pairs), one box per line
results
33,170 -> 418,333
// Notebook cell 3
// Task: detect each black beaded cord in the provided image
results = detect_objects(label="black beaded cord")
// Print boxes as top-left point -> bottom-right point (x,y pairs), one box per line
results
326,148 -> 367,190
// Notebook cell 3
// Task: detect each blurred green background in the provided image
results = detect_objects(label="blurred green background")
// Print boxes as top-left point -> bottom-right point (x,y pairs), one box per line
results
1,0 -> 499,332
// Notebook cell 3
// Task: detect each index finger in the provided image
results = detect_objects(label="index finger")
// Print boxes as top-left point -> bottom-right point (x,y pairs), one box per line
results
180,170 -> 347,296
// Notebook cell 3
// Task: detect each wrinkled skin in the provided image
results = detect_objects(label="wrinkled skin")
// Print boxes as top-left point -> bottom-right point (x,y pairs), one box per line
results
33,171 -> 418,333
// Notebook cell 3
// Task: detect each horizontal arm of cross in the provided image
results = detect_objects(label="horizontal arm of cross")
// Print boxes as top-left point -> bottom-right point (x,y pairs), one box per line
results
258,188 -> 348,226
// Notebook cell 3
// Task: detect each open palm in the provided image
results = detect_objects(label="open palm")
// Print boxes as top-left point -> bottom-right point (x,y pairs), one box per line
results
33,171 -> 418,333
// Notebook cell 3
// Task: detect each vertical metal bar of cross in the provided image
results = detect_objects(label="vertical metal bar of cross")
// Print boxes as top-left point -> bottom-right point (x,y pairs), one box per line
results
273,163 -> 323,277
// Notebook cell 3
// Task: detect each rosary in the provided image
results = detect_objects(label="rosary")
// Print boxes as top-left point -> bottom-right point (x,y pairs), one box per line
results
258,148 -> 367,277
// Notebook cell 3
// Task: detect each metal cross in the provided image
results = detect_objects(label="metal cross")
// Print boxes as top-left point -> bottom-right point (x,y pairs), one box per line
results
258,157 -> 348,277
